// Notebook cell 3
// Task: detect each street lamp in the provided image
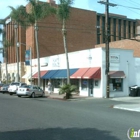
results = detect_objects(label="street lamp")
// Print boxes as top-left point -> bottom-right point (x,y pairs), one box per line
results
17,42 -> 32,85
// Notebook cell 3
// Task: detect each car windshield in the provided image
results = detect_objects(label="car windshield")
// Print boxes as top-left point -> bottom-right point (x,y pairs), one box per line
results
3,84 -> 9,87
11,83 -> 20,86
21,85 -> 32,88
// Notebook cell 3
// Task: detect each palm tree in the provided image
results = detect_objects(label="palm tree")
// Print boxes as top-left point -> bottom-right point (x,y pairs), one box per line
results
0,24 -> 12,84
1,40 -> 12,83
56,0 -> 73,84
9,0 -> 55,86
59,84 -> 77,99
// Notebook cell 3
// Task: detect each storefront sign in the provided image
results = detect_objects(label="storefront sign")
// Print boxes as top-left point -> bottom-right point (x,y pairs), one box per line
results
52,57 -> 60,67
25,50 -> 30,65
110,54 -> 120,63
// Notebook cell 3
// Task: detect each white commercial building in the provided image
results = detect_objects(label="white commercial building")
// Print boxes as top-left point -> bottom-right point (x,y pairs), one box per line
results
2,47 -> 140,98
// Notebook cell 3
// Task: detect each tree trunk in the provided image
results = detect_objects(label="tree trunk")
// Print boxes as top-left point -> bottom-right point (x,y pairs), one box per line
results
62,19 -> 70,84
14,24 -> 19,82
5,49 -> 8,83
34,22 -> 41,87
3,24 -> 8,83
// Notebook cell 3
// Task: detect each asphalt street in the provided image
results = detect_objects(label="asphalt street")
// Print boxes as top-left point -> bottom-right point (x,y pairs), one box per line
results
0,93 -> 139,140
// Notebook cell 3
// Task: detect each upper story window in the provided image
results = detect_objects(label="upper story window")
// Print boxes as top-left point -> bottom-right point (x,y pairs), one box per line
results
97,16 -> 100,44
123,20 -> 126,39
133,22 -> 136,38
118,19 -> 121,40
113,18 -> 116,41
128,21 -> 131,38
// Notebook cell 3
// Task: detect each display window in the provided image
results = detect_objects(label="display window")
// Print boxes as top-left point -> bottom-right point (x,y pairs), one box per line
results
110,78 -> 123,91
52,79 -> 61,88
81,79 -> 88,91
71,79 -> 79,88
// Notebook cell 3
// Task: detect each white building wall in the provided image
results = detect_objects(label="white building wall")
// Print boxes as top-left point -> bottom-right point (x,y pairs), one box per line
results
134,58 -> 140,86
4,46 -> 140,98
90,48 -> 103,97
101,48 -> 137,98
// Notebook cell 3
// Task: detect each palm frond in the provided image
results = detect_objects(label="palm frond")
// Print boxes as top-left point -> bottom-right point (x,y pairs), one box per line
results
38,3 -> 56,19
9,5 -> 29,26
0,19 -> 5,24
0,39 -> 12,48
59,84 -> 77,94
9,1 -> 56,27
57,0 -> 73,21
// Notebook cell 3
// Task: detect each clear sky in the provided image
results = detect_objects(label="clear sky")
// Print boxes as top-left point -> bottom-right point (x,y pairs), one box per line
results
0,0 -> 140,19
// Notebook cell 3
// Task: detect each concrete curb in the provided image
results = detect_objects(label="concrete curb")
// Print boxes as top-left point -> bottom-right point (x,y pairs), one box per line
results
44,94 -> 96,101
113,104 -> 140,112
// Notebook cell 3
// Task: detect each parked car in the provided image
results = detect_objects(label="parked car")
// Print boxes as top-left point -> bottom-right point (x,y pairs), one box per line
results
16,85 -> 45,98
8,82 -> 27,95
0,84 -> 10,94
0,83 -> 4,92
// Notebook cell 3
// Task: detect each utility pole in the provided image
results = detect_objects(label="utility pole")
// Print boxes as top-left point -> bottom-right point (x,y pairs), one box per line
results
98,0 -> 117,98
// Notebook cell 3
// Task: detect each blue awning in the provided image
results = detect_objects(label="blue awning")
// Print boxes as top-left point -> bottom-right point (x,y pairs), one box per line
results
52,68 -> 78,79
41,70 -> 58,79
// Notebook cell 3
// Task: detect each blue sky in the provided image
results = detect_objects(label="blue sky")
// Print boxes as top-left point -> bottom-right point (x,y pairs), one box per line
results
0,0 -> 140,19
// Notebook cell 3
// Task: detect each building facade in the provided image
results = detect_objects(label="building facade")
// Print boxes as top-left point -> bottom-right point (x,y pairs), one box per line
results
1,0 -> 140,83
21,47 -> 140,98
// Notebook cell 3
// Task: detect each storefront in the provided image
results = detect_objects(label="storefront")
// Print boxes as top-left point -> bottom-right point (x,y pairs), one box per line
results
32,48 -> 140,97
3,47 -> 139,98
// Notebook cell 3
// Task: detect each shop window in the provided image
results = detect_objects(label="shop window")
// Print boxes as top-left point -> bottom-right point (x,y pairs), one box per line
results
81,79 -> 88,91
95,80 -> 99,86
110,78 -> 123,91
71,79 -> 79,88
52,79 -> 61,88
62,79 -> 67,85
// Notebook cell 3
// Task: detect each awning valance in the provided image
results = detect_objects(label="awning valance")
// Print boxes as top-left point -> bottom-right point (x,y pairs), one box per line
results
108,71 -> 126,78
51,68 -> 78,79
22,73 -> 30,79
22,70 -> 37,79
42,70 -> 58,79
70,68 -> 89,78
32,70 -> 48,79
82,67 -> 101,79
70,67 -> 101,79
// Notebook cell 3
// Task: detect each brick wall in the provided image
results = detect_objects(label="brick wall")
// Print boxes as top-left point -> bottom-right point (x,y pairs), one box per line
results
95,39 -> 140,57
26,7 -> 97,59
5,2 -> 140,62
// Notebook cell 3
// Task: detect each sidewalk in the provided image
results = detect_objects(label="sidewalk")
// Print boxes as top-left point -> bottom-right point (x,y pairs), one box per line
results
45,92 -> 94,101
110,97 -> 140,112
45,92 -> 140,112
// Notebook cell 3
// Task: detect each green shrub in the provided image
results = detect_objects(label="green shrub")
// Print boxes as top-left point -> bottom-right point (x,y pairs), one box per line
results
59,84 -> 78,99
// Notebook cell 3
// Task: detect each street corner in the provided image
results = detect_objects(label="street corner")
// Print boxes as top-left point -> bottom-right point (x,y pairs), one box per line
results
112,104 -> 140,112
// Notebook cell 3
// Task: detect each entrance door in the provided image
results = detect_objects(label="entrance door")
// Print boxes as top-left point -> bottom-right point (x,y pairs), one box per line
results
89,79 -> 93,96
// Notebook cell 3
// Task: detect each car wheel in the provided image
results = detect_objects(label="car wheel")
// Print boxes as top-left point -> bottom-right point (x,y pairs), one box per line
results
2,92 -> 4,94
31,93 -> 35,98
18,95 -> 21,97
10,92 -> 13,95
